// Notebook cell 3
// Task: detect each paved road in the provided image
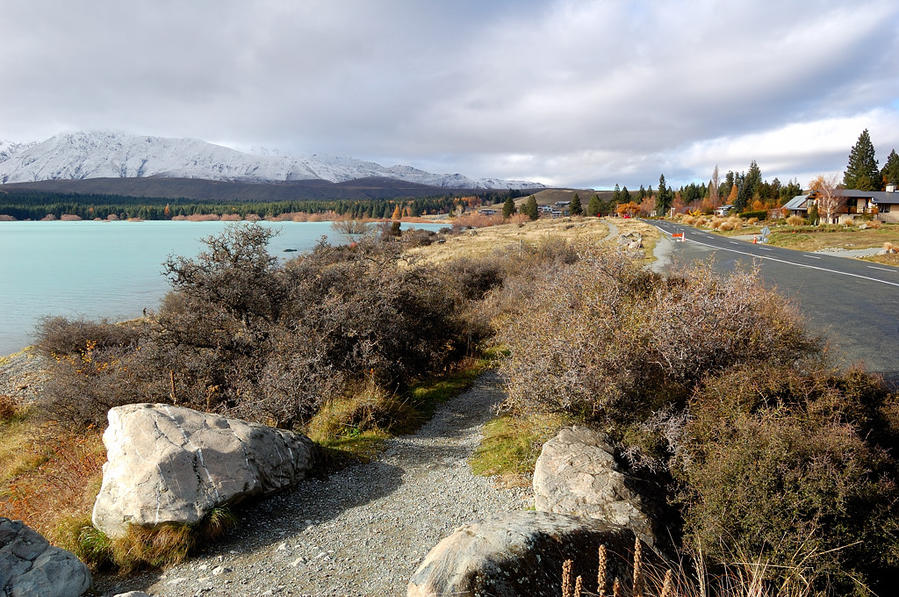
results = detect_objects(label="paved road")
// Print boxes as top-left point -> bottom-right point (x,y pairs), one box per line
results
646,220 -> 899,384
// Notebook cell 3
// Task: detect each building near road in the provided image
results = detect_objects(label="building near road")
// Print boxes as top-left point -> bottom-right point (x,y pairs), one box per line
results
786,186 -> 899,223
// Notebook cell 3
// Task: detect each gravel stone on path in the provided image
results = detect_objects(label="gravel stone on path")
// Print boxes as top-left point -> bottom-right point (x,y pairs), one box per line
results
102,371 -> 531,597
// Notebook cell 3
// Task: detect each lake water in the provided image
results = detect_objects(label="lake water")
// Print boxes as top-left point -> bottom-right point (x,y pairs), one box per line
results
0,220 -> 444,355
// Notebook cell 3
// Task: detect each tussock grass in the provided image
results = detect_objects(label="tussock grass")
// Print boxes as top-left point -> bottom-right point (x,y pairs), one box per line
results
306,354 -> 493,463
469,413 -> 570,484
0,414 -> 105,548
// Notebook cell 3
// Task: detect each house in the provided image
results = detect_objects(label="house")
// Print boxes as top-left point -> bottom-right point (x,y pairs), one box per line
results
784,194 -> 812,217
714,204 -> 734,216
786,186 -> 899,223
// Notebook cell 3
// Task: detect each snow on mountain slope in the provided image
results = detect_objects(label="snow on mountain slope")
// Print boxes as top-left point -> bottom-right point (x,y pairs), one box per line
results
0,131 -> 543,190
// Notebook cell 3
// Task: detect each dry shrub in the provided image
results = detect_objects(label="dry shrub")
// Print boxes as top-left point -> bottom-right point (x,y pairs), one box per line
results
786,215 -> 805,226
683,215 -> 696,226
866,219 -> 882,229
708,217 -> 723,229
0,395 -> 17,422
496,249 -> 818,468
885,241 -> 897,253
452,212 -> 504,229
746,217 -> 759,225
718,221 -> 735,231
38,225 -> 472,430
677,364 -> 899,593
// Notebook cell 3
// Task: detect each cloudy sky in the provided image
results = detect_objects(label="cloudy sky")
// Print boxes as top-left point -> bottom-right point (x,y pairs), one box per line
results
1,0 -> 898,188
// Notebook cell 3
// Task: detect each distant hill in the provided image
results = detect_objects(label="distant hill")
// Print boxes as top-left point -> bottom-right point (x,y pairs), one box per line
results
0,176 -> 476,203
0,130 -> 545,191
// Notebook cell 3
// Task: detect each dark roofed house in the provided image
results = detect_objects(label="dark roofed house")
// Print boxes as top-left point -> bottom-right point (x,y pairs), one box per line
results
786,187 -> 899,223
784,195 -> 811,217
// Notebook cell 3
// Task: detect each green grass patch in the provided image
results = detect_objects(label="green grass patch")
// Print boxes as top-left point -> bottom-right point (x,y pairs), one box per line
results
470,413 -> 570,479
306,353 -> 496,463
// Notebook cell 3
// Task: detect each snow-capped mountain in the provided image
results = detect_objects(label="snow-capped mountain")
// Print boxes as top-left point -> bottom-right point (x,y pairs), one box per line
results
0,131 -> 543,190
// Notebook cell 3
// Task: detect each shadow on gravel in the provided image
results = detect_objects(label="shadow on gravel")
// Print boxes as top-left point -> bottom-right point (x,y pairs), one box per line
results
97,461 -> 405,595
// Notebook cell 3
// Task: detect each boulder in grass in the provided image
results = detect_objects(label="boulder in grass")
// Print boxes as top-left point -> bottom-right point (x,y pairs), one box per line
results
408,511 -> 663,597
92,403 -> 316,538
0,517 -> 92,597
533,426 -> 655,545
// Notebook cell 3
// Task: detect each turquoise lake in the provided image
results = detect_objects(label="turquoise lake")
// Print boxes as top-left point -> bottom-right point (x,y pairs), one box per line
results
0,220 -> 444,355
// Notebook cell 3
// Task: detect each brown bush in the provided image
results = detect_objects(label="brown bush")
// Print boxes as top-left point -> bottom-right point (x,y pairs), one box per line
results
36,316 -> 142,357
38,225 -> 473,430
786,214 -> 805,226
0,394 -> 16,421
496,249 -> 819,457
676,364 -> 899,593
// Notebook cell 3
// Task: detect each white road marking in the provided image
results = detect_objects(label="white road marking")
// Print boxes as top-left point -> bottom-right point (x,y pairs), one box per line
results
652,225 -> 899,288
868,266 -> 894,272
803,255 -> 822,259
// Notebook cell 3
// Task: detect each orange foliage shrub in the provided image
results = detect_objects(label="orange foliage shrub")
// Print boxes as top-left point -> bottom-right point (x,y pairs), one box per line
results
452,213 -> 504,229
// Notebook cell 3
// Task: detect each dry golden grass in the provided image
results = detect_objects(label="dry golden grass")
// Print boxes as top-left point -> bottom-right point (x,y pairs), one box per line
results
767,223 -> 899,252
861,251 -> 899,267
407,217 -> 612,264
0,415 -> 105,546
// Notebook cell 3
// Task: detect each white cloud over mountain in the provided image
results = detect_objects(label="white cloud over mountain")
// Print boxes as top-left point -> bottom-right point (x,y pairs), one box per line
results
0,0 -> 897,188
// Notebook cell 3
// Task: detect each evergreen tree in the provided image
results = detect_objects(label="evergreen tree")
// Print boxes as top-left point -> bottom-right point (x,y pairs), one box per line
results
524,195 -> 539,221
612,184 -> 621,203
569,193 -> 582,216
638,185 -> 646,200
621,186 -> 631,203
502,195 -> 517,218
843,129 -> 882,190
745,160 -> 762,198
655,174 -> 671,214
587,194 -> 601,217
882,148 -> 899,186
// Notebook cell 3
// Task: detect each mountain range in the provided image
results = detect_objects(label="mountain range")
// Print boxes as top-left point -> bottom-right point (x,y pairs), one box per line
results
0,131 -> 542,190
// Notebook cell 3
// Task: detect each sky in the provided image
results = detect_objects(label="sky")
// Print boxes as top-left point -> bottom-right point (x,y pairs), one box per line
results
1,0 -> 898,188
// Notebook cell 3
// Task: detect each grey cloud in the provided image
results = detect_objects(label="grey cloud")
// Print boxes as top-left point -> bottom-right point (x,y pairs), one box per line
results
1,0 -> 897,187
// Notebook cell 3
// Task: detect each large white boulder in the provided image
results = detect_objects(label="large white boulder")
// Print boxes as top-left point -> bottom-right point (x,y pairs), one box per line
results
0,517 -> 92,597
92,403 -> 316,538
533,426 -> 655,545
408,511 -> 661,597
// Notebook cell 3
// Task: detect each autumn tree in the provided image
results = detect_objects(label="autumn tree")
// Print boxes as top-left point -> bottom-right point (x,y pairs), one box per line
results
568,193 -> 582,216
882,148 -> 899,187
726,182 -> 738,206
524,195 -> 539,221
844,129 -> 882,190
616,201 -> 641,217
502,195 -> 517,218
391,205 -> 402,220
810,175 -> 843,224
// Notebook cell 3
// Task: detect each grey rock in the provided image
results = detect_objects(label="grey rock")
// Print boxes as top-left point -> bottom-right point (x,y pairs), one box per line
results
0,517 -> 91,597
408,511 -> 662,597
92,403 -> 316,538
533,426 -> 655,544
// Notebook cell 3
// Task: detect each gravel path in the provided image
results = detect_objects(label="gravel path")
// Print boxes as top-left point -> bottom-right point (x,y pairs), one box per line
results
102,371 -> 531,597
